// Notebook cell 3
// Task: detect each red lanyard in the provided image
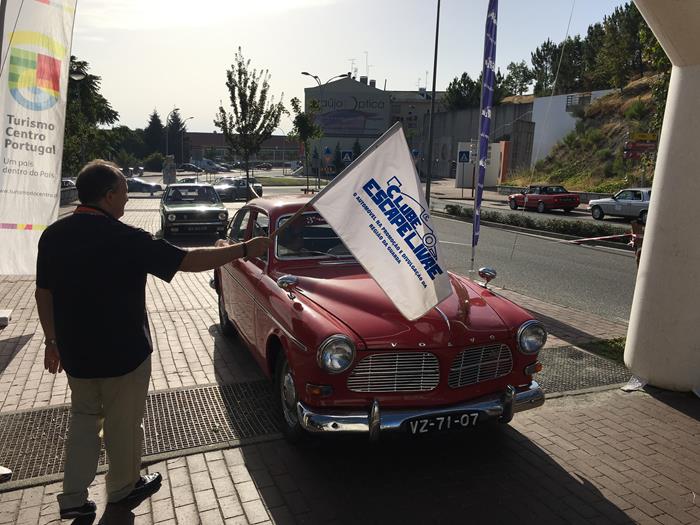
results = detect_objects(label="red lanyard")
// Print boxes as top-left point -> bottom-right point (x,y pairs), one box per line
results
73,205 -> 113,219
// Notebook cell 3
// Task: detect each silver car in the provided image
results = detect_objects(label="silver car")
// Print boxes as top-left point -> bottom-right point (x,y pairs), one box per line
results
588,188 -> 651,222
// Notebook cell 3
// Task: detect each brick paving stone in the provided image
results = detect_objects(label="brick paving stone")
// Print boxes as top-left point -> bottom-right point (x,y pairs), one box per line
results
194,488 -> 218,512
242,499 -> 270,524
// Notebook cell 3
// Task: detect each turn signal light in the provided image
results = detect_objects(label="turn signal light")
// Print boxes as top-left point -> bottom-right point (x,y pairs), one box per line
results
306,383 -> 333,397
524,362 -> 543,375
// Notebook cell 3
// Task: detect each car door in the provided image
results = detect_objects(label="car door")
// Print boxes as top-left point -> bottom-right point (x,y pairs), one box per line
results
221,208 -> 254,344
612,190 -> 634,217
627,190 -> 645,218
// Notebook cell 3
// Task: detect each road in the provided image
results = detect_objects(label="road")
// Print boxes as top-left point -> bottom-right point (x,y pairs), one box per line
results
433,215 -> 636,323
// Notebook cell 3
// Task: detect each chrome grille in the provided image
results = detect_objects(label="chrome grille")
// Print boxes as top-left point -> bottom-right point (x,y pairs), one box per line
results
347,352 -> 439,393
448,344 -> 513,388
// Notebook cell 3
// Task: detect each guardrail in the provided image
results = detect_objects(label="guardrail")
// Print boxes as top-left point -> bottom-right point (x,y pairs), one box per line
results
497,185 -> 611,204
60,187 -> 78,205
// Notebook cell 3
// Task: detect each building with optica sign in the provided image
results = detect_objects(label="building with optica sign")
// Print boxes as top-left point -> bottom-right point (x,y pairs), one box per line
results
304,76 -> 391,169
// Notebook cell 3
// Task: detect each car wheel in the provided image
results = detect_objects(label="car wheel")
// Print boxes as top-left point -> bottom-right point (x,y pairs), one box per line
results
639,210 -> 648,224
275,354 -> 306,442
218,292 -> 236,337
537,201 -> 546,213
591,206 -> 604,220
508,200 -> 518,210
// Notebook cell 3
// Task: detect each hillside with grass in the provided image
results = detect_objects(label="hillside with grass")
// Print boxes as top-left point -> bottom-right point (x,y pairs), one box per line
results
507,74 -> 664,193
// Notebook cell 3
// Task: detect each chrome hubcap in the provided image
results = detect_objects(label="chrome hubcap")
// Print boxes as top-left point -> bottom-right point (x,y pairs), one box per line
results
280,365 -> 298,426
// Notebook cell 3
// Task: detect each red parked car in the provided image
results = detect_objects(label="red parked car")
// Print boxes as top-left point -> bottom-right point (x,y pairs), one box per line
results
212,195 -> 547,442
508,184 -> 580,213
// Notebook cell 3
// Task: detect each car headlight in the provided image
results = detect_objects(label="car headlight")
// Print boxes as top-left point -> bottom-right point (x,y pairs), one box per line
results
218,212 -> 227,221
517,320 -> 547,354
167,214 -> 176,222
317,335 -> 355,374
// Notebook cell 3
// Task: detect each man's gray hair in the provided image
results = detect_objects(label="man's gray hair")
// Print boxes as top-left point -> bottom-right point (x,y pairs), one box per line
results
75,160 -> 122,204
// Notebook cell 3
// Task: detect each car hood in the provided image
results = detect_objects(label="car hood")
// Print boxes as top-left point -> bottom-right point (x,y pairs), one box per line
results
215,182 -> 262,189
588,197 -> 615,206
284,269 -> 514,349
162,202 -> 225,212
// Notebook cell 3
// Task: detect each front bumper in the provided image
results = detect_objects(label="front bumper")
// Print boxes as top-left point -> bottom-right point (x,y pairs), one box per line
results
167,221 -> 226,234
297,381 -> 544,440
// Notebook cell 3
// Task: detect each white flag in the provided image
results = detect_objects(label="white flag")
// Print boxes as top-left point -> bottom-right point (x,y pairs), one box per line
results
310,123 -> 452,320
0,0 -> 77,274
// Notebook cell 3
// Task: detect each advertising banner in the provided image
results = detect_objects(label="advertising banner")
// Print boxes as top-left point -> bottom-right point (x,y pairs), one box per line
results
472,0 -> 498,248
310,123 -> 452,320
0,0 -> 77,274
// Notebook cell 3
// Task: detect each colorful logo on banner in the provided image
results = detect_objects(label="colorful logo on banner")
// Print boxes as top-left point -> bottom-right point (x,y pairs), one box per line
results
8,31 -> 65,111
34,0 -> 76,12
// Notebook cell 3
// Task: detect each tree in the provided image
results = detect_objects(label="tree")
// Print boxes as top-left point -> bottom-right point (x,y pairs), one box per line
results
531,38 -> 558,95
289,96 -> 322,189
63,56 -> 118,176
352,138 -> 362,160
443,72 -> 480,110
214,47 -> 285,199
143,110 -> 164,155
503,60 -> 532,96
165,109 -> 189,164
333,142 -> 343,175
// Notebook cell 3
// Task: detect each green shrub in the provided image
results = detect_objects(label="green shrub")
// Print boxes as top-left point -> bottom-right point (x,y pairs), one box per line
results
562,131 -> 578,149
143,152 -> 164,172
440,204 -> 629,242
596,148 -> 613,162
624,100 -> 647,121
584,128 -> 605,146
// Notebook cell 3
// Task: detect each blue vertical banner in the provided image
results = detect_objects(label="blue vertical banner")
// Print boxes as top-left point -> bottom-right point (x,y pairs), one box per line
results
472,0 -> 498,247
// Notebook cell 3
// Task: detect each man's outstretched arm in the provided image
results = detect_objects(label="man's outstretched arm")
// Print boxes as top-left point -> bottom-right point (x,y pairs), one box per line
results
178,236 -> 270,273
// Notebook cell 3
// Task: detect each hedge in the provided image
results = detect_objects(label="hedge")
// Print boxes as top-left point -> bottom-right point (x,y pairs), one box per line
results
442,204 -> 630,243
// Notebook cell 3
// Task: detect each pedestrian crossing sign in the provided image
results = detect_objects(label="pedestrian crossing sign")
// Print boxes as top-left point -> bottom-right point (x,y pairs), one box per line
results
458,150 -> 470,163
341,151 -> 353,163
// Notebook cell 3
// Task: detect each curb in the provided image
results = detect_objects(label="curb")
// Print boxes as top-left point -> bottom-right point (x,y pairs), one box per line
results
431,210 -> 635,252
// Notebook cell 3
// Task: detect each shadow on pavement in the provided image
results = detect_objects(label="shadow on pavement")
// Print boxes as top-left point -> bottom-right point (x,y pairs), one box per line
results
644,387 -> 700,422
242,426 -> 631,524
525,309 -> 613,347
0,334 -> 32,374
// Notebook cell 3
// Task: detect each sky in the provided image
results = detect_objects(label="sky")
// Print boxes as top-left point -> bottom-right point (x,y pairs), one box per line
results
71,0 -> 627,134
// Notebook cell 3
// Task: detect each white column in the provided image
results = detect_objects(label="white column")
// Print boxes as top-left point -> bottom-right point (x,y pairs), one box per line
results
626,1 -> 700,391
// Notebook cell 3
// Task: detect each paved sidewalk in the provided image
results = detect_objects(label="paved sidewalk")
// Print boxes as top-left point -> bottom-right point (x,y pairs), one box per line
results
0,197 -> 697,524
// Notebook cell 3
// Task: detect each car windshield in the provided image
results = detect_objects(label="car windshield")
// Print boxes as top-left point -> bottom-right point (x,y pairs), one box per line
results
544,186 -> 568,194
165,186 -> 220,204
276,213 -> 353,260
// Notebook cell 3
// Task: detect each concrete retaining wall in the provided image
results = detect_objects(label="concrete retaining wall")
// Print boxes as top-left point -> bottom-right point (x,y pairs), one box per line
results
60,187 -> 78,205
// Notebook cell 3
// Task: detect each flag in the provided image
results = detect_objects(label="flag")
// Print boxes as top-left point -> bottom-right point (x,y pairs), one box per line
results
0,0 -> 77,274
309,123 -> 452,321
472,0 -> 498,247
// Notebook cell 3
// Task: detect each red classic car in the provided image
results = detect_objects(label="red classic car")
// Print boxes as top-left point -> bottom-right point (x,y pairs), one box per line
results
508,184 -> 580,213
212,195 -> 547,441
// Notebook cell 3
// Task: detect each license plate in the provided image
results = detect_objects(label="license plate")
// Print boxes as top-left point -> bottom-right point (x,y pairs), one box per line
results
187,226 -> 208,231
407,412 -> 479,434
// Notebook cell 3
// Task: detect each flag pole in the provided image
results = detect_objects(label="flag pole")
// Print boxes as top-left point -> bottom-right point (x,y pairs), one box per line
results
424,0 -> 441,207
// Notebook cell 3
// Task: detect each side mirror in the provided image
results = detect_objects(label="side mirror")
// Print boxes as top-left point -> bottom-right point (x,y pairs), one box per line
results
478,267 -> 497,288
277,274 -> 298,299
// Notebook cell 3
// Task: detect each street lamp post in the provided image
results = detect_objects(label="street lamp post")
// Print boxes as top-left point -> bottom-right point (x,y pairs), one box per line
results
181,116 -> 194,166
165,107 -> 180,156
300,72 -> 349,188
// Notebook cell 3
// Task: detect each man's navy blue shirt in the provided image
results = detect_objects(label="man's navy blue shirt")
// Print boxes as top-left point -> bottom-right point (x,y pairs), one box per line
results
36,210 -> 186,378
